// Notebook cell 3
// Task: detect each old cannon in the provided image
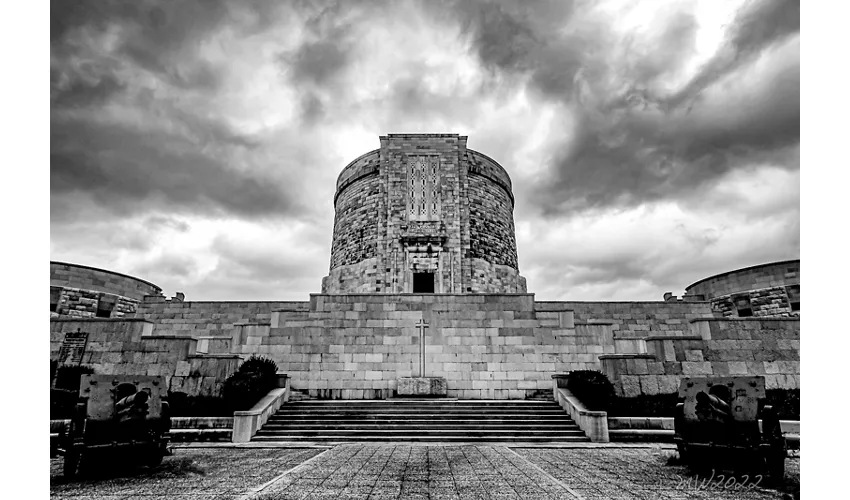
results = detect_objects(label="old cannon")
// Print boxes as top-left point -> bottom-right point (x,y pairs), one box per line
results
673,376 -> 785,482
56,375 -> 171,478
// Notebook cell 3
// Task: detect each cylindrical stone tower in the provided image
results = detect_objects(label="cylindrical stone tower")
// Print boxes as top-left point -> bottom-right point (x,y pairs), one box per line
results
321,134 -> 527,294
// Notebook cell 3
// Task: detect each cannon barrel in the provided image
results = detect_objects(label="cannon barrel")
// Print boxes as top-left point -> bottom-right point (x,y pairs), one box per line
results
695,391 -> 730,416
116,390 -> 149,412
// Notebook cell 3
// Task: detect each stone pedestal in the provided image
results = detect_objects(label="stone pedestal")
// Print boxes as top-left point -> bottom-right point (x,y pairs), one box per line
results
397,377 -> 447,396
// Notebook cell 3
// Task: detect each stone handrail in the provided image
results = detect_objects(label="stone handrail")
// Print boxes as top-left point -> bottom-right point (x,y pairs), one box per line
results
553,386 -> 609,443
231,378 -> 290,443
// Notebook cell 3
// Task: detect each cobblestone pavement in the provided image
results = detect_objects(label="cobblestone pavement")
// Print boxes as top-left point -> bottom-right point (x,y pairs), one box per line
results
49,448 -> 324,499
50,445 -> 800,499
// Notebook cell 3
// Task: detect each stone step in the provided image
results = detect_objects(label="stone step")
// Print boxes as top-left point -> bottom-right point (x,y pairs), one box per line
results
255,429 -> 587,437
265,417 -> 576,424
263,421 -> 578,431
276,403 -> 564,409
268,413 -> 569,423
253,399 -> 589,443
251,435 -> 590,442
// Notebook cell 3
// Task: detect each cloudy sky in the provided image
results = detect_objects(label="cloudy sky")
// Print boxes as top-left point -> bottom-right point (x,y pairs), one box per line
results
49,0 -> 799,302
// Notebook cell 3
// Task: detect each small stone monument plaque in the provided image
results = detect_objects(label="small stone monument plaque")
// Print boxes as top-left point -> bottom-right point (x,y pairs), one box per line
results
58,330 -> 89,365
397,377 -> 447,396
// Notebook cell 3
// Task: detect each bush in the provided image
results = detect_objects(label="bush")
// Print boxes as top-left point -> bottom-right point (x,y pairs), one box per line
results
54,365 -> 95,392
238,356 -> 278,379
567,370 -> 615,411
167,392 -> 232,417
607,393 -> 680,417
764,388 -> 800,420
605,389 -> 801,419
222,356 -> 279,412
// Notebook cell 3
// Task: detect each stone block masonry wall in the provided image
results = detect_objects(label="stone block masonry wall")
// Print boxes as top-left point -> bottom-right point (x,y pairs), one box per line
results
329,171 -> 381,269
50,318 -> 240,396
50,261 -> 162,301
711,286 -> 798,318
468,259 -> 527,293
322,258 -> 382,294
537,301 -> 716,339
239,294 -> 617,400
599,318 -> 800,397
466,173 -> 518,269
53,286 -> 139,318
131,299 -> 303,337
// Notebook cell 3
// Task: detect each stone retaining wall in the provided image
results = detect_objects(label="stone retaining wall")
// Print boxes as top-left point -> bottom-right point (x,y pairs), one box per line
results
600,318 -> 800,397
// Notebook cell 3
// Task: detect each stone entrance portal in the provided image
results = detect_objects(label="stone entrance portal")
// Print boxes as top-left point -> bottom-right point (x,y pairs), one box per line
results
412,272 -> 435,293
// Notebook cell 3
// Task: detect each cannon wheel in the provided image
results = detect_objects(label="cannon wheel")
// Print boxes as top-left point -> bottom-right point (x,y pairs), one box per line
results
764,446 -> 785,485
676,442 -> 689,463
63,449 -> 81,478
145,444 -> 166,468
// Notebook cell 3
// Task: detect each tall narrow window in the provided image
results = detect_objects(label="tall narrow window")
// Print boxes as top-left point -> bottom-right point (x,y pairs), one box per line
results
50,287 -> 61,313
407,156 -> 440,221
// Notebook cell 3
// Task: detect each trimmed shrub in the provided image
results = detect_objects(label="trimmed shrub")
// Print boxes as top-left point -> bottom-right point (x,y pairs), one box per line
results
167,392 -> 232,417
606,389 -> 800,419
607,393 -> 680,417
763,388 -> 800,420
221,356 -> 279,412
237,356 -> 278,379
567,370 -> 615,411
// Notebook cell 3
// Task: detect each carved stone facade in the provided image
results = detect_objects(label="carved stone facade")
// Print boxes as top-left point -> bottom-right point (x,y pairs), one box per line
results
322,134 -> 526,294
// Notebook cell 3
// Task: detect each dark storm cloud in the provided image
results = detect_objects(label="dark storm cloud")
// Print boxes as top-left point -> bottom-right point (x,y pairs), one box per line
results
50,0 -> 312,221
665,0 -> 800,108
276,1 -> 371,125
433,0 -> 800,214
50,117 -> 298,219
51,0 -> 284,92
133,254 -> 199,280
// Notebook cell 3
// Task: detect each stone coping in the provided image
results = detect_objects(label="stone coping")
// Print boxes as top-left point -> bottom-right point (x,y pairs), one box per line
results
685,259 -> 800,292
554,387 -> 609,443
143,335 -> 197,340
643,335 -> 704,341
171,442 -> 673,449
50,317 -> 154,323
688,317 -> 800,323
538,300 -> 710,305
232,385 -> 289,443
597,354 -> 657,360
50,260 -> 162,292
310,293 -> 535,298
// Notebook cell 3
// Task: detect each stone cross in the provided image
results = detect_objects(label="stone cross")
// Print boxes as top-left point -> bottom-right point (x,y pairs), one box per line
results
416,318 -> 429,377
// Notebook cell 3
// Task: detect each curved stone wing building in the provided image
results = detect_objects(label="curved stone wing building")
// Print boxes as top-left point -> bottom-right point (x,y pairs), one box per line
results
685,259 -> 800,318
50,261 -> 162,318
321,134 -> 526,294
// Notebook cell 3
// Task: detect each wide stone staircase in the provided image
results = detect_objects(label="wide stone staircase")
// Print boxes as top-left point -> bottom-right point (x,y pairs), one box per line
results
252,399 -> 589,442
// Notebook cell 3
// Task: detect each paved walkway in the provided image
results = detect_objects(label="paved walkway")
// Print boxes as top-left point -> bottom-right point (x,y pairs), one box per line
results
49,444 -> 800,499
